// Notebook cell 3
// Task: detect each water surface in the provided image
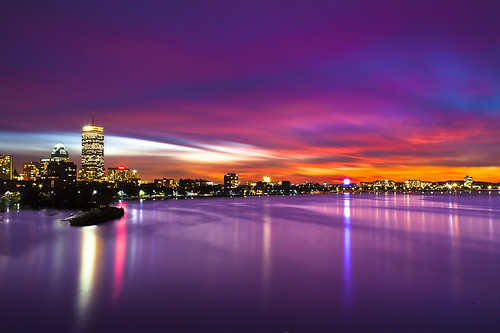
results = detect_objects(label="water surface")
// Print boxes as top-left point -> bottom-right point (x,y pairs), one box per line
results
1,194 -> 500,332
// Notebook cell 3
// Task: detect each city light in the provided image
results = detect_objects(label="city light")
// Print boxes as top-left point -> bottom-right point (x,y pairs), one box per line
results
1,2 -> 500,332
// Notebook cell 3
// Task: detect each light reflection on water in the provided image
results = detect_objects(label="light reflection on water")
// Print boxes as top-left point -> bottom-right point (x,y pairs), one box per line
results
75,226 -> 99,332
112,201 -> 127,305
343,193 -> 352,326
1,194 -> 500,332
261,201 -> 272,301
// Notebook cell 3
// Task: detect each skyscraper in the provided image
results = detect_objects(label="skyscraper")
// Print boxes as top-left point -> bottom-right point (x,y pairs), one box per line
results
80,112 -> 104,181
0,154 -> 13,180
40,143 -> 71,176
37,143 -> 77,188
50,143 -> 69,162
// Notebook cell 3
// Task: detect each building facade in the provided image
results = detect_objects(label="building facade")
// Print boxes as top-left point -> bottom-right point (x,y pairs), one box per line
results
0,154 -> 13,180
404,179 -> 422,189
224,173 -> 239,189
35,143 -> 77,188
80,119 -> 104,181
108,165 -> 131,183
464,175 -> 473,188
50,142 -> 69,162
41,161 -> 77,188
155,178 -> 176,188
23,162 -> 41,181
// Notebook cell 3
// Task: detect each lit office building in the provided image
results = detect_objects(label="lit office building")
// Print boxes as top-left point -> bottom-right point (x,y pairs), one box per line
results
224,172 -> 239,189
0,154 -> 13,180
108,165 -> 131,183
37,143 -> 77,188
108,165 -> 141,183
39,159 -> 50,176
43,161 -> 77,188
155,178 -> 176,188
130,170 -> 140,181
80,113 -> 104,181
23,162 -> 41,181
39,142 -> 70,176
50,143 -> 69,162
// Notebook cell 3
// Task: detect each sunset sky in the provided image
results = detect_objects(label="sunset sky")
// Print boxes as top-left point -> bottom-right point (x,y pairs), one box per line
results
1,0 -> 500,183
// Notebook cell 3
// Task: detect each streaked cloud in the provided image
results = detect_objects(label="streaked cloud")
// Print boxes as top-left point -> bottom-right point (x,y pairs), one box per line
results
1,0 -> 500,182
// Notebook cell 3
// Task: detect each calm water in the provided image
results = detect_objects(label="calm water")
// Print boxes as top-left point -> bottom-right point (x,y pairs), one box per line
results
1,194 -> 500,332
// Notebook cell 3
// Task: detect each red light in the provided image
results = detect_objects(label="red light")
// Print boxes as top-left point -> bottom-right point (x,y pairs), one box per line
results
118,165 -> 126,170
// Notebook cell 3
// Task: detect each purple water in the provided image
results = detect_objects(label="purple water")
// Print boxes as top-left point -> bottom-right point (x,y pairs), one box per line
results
1,193 -> 500,332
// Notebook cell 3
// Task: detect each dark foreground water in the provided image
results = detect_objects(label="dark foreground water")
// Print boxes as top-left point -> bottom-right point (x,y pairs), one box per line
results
1,194 -> 500,332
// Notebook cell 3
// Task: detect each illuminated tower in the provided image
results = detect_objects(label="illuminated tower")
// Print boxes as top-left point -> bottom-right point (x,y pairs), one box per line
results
80,112 -> 104,181
51,143 -> 69,162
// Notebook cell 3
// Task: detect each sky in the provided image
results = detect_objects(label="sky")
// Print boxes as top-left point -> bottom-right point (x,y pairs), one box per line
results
1,0 -> 500,183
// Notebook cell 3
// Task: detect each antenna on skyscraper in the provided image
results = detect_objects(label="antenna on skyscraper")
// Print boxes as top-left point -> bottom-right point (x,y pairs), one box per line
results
91,110 -> 95,126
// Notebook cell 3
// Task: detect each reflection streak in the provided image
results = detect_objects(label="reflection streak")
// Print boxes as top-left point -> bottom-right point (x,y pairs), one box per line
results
343,194 -> 353,321
448,200 -> 461,299
75,226 -> 98,332
261,202 -> 272,299
113,202 -> 127,305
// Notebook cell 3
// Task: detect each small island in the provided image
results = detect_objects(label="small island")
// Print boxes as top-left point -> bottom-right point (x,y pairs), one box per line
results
69,206 -> 124,227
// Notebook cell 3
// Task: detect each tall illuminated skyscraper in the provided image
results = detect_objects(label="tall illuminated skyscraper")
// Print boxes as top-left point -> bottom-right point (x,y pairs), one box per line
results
80,112 -> 104,181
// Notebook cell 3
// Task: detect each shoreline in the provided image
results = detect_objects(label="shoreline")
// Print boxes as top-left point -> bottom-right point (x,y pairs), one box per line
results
2,191 -> 500,213
117,189 -> 500,201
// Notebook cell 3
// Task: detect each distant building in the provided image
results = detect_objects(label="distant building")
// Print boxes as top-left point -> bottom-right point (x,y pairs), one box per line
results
36,143 -> 77,188
50,142 -> 69,162
373,179 -> 395,188
155,178 -> 176,188
23,162 -> 41,181
80,113 -> 104,181
108,165 -> 131,182
464,175 -> 473,188
224,173 -> 239,189
42,161 -> 77,188
178,178 -> 210,194
130,170 -> 140,181
39,158 -> 50,176
0,154 -> 13,180
38,142 -> 70,178
404,179 -> 422,188
39,143 -> 70,176
281,181 -> 291,188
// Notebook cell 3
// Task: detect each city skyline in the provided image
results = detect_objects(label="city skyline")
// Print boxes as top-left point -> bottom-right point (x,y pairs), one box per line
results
3,137 -> 498,186
1,1 -> 500,182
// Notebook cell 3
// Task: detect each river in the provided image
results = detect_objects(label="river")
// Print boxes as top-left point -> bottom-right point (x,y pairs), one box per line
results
1,193 -> 500,332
